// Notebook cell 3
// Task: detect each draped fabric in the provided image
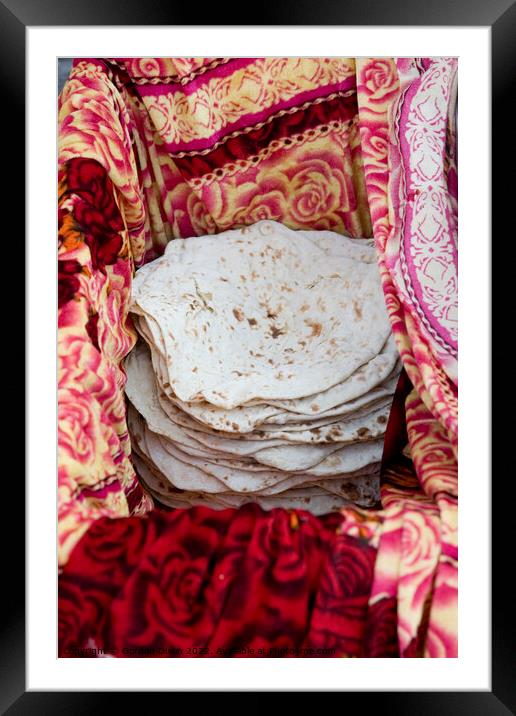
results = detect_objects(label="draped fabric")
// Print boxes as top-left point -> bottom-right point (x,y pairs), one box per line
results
59,506 -> 397,658
58,57 -> 458,658
355,57 -> 458,656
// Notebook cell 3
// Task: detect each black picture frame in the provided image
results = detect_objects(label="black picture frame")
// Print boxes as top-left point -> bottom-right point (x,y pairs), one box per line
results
4,0 -> 508,710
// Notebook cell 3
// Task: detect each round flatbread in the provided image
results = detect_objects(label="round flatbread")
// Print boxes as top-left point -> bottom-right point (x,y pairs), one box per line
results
130,220 -> 392,408
125,350 -> 385,471
132,454 -> 378,514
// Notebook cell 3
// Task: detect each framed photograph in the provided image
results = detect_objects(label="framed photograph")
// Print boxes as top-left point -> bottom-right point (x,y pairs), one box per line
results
3,0 -> 507,708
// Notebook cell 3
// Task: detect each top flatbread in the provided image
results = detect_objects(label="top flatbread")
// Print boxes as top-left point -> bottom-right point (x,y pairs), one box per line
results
130,220 -> 392,408
140,321 -> 400,432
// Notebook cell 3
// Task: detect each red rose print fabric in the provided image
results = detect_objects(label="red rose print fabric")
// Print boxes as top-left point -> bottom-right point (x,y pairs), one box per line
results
59,505 -> 397,658
58,57 -> 458,658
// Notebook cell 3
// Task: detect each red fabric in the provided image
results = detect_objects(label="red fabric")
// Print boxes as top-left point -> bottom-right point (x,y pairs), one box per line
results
58,504 -> 398,658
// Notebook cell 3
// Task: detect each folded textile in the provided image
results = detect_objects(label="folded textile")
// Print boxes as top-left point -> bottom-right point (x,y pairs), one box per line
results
58,503 -> 398,658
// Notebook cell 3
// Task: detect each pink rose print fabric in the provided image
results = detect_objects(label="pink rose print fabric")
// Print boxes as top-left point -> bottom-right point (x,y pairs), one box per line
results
58,57 -> 458,658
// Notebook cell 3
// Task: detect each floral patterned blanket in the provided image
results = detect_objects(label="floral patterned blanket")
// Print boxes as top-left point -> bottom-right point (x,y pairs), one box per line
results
58,57 -> 458,657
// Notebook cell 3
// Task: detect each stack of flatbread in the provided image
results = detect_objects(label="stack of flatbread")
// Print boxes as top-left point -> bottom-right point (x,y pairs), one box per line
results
125,221 -> 400,514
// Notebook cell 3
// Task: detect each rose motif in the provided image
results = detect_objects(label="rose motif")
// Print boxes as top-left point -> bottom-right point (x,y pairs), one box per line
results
234,188 -> 286,226
164,563 -> 204,613
400,510 -> 440,574
111,529 -> 215,649
361,59 -> 399,104
133,58 -> 162,78
165,180 -> 209,238
202,125 -> 367,234
186,190 -> 217,235
359,125 -> 389,169
81,515 -> 155,576
319,535 -> 375,601
59,333 -> 101,380
58,387 -> 107,472
288,159 -> 349,225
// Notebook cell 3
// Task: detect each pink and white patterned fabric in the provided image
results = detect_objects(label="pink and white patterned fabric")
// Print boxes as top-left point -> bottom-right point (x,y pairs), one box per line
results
385,58 -> 458,447
355,56 -> 458,654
